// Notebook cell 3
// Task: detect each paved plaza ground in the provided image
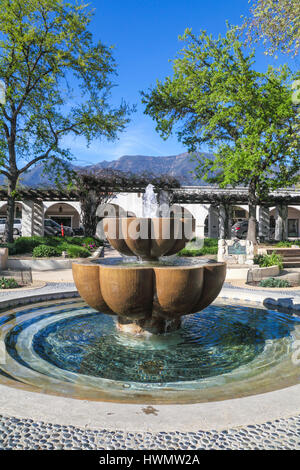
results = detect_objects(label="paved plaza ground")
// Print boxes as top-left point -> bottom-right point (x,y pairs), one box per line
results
1,255 -> 300,450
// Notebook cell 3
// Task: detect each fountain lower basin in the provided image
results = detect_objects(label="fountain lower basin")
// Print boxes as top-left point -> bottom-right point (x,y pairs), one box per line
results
1,298 -> 300,404
72,258 -> 226,335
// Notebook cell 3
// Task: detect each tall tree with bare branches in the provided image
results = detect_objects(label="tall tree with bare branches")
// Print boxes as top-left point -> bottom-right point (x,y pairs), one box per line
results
0,0 -> 132,242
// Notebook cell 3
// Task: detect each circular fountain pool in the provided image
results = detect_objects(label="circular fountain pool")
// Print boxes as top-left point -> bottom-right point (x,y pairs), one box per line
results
1,298 -> 300,404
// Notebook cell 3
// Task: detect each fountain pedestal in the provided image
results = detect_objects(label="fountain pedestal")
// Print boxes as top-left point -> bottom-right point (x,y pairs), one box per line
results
72,256 -> 226,336
116,316 -> 181,335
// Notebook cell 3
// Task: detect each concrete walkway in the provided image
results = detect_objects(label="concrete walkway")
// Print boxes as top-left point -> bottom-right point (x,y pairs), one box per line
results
32,269 -> 74,283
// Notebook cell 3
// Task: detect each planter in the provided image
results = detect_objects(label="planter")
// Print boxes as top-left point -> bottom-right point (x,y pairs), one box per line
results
0,248 -> 8,270
247,265 -> 280,283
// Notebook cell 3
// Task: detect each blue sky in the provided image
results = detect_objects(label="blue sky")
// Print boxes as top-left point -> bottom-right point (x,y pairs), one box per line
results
66,0 -> 297,166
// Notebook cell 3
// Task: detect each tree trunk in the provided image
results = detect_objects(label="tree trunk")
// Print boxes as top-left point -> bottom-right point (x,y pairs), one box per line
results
218,203 -> 232,239
81,190 -> 98,237
3,177 -> 17,243
247,180 -> 257,244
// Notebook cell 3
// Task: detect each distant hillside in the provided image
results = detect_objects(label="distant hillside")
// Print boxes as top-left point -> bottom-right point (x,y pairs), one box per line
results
0,152 -> 213,188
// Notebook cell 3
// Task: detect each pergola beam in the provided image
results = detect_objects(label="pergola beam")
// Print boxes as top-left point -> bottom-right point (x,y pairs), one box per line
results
1,186 -> 300,205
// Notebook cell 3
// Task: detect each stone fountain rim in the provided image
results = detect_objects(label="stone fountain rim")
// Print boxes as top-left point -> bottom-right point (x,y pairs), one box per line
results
0,380 -> 299,433
73,259 -> 226,270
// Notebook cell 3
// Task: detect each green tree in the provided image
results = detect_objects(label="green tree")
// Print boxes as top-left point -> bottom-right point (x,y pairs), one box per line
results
0,0 -> 132,242
243,0 -> 300,57
142,28 -> 299,242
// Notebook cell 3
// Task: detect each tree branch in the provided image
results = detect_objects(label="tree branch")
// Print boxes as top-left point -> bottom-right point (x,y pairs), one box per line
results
18,150 -> 52,175
0,168 -> 10,178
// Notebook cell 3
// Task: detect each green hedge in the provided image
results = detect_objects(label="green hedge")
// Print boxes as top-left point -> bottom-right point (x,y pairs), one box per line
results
2,236 -> 102,256
13,236 -> 47,254
32,243 -> 91,258
178,238 -> 218,257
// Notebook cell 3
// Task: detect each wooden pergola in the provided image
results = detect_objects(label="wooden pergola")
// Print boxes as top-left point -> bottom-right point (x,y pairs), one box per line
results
173,187 -> 300,206
1,184 -> 300,241
1,185 -> 300,205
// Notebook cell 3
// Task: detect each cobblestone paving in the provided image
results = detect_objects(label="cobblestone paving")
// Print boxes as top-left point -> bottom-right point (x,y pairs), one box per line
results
0,414 -> 299,450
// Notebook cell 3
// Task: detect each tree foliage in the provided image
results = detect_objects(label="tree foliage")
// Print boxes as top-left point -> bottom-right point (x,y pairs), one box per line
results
142,27 -> 299,241
0,0 -> 132,242
243,0 -> 300,57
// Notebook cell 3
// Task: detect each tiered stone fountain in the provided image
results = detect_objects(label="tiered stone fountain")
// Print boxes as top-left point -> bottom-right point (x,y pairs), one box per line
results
0,189 -> 299,405
72,186 -> 226,335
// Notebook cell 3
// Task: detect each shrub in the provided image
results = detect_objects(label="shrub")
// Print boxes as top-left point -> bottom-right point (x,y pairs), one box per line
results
179,246 -> 218,256
0,277 -> 20,289
4,242 -> 17,255
63,236 -> 85,246
64,244 -> 91,258
275,241 -> 293,247
253,254 -> 263,265
13,236 -> 47,254
32,245 -> 59,258
82,237 -> 103,247
178,238 -> 218,257
202,238 -> 218,247
275,240 -> 300,248
3,235 -> 103,256
254,252 -> 283,270
259,277 -> 291,288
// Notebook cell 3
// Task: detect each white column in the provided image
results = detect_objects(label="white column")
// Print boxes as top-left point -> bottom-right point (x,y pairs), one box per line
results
219,203 -> 232,239
208,205 -> 219,238
275,204 -> 288,241
258,205 -> 270,241
227,204 -> 233,240
22,200 -> 44,237
22,200 -> 34,236
33,201 -> 44,236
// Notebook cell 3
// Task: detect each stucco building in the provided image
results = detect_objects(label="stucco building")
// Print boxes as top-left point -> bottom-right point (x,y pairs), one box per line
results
1,186 -> 300,240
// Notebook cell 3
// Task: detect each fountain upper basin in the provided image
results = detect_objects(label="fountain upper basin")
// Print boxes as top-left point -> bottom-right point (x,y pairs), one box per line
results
103,217 -> 195,260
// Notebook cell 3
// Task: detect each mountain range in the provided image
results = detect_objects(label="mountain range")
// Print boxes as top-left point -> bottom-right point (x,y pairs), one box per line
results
0,152 -> 212,188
